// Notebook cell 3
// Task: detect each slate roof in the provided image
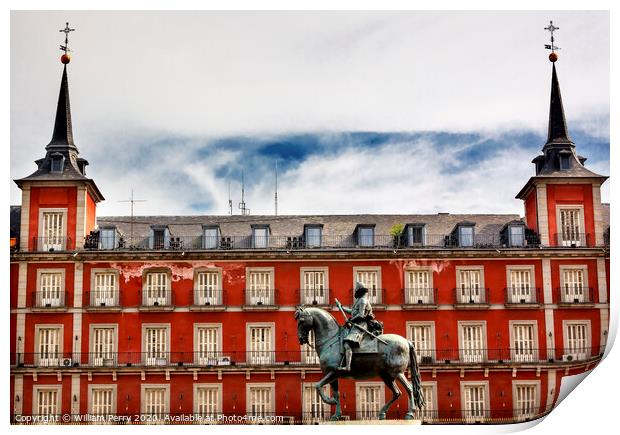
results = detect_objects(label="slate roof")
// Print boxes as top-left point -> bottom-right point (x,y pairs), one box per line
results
96,213 -> 523,238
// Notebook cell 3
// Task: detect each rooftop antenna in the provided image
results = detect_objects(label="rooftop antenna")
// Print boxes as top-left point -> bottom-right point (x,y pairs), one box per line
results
274,160 -> 278,216
118,189 -> 147,242
238,171 -> 250,215
228,181 -> 233,215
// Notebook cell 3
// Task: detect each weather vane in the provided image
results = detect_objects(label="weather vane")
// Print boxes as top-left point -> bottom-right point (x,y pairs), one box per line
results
59,22 -> 75,64
544,20 -> 561,63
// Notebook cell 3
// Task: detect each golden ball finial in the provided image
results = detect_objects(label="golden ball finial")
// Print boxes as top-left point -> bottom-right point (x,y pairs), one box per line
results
61,53 -> 71,64
549,52 -> 558,63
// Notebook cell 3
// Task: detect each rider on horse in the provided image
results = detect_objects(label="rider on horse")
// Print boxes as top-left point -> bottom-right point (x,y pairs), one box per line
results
338,282 -> 374,372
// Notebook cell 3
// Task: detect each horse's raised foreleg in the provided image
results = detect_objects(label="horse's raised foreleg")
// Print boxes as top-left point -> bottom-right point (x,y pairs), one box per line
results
329,380 -> 341,421
378,376 -> 401,420
315,371 -> 338,406
396,372 -> 416,420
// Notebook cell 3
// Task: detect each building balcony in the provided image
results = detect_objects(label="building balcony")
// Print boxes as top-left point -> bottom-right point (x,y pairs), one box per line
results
12,230 -> 611,253
11,347 -> 603,370
453,287 -> 490,308
402,287 -> 438,308
297,288 -> 331,307
138,290 -> 174,311
242,289 -> 279,310
504,287 -> 542,308
556,286 -> 595,307
189,289 -> 226,311
30,291 -> 69,311
553,232 -> 594,248
32,236 -> 72,252
84,290 -> 122,311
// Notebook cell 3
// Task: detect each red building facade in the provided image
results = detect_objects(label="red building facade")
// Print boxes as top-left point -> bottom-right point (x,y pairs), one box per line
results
10,51 -> 610,425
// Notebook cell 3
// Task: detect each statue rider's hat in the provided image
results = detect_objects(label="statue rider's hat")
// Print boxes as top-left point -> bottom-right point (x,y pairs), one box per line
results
354,282 -> 369,299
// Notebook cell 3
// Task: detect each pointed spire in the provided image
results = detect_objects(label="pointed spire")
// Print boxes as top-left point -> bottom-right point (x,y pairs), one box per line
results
545,62 -> 573,146
47,65 -> 76,149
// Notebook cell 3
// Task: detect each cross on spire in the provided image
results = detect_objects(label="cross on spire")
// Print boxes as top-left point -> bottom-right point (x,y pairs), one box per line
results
544,20 -> 560,53
59,22 -> 75,54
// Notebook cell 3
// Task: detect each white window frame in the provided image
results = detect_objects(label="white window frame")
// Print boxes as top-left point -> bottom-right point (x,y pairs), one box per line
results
458,225 -> 475,247
35,269 -> 66,308
562,320 -> 591,360
142,323 -> 171,366
404,267 -> 434,304
509,320 -> 539,362
90,268 -> 120,307
508,224 -> 526,247
193,383 -> 222,418
246,383 -> 275,417
34,324 -> 64,367
416,381 -> 438,421
32,385 -> 62,417
193,267 -> 223,306
302,382 -> 330,422
559,265 -> 589,303
88,384 -> 118,416
460,381 -> 490,421
140,384 -> 170,420
458,321 -> 487,363
252,226 -> 270,249
506,265 -> 536,304
407,224 -> 426,246
455,266 -> 485,304
193,323 -> 223,365
89,324 -> 119,366
247,322 -> 275,365
203,227 -> 220,249
245,267 -> 275,305
300,267 -> 329,305
406,321 -> 436,363
352,266 -> 383,304
142,269 -> 172,306
512,380 -> 540,420
556,205 -> 586,246
355,381 -> 385,420
38,208 -> 68,251
301,329 -> 320,365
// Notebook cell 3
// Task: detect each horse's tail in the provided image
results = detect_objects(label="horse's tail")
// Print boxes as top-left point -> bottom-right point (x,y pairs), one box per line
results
408,341 -> 426,409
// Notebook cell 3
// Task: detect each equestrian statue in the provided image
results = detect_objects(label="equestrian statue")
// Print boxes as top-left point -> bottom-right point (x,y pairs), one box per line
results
295,282 -> 425,420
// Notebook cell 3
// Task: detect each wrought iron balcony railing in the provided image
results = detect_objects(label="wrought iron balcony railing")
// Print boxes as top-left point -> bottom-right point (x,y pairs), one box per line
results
11,347 -> 602,369
504,287 -> 541,305
453,287 -> 490,305
31,291 -> 69,309
402,287 -> 438,306
297,288 -> 331,306
554,232 -> 594,248
32,236 -> 72,252
84,290 -> 121,308
138,289 -> 174,308
556,286 -> 595,304
191,289 -> 225,307
242,289 -> 278,307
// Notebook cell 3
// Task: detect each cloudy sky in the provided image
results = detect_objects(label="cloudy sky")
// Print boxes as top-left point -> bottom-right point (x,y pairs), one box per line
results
10,11 -> 609,217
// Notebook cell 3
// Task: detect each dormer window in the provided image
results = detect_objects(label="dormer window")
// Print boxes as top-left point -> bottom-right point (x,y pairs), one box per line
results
457,224 -> 474,247
304,225 -> 323,248
508,224 -> 525,247
99,226 -> 118,250
252,225 -> 270,248
150,225 -> 170,250
357,225 -> 375,247
203,225 -> 220,249
406,224 -> 426,246
50,154 -> 64,173
560,154 -> 570,170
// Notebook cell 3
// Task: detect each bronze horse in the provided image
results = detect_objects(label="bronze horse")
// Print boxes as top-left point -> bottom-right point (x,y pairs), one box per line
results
295,306 -> 425,420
